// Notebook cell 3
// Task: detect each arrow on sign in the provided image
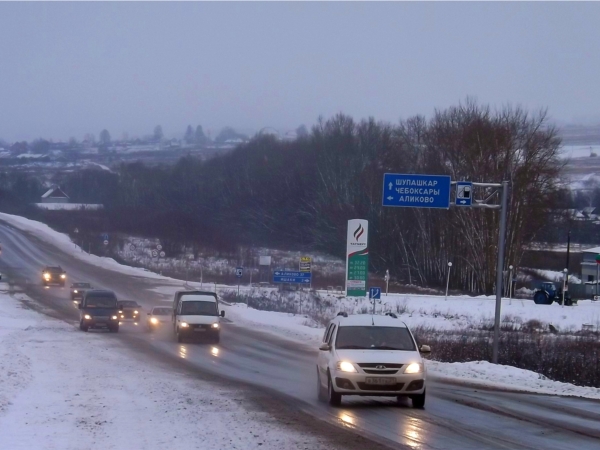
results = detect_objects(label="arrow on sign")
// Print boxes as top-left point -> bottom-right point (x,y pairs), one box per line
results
388,182 -> 393,190
459,200 -> 466,204
387,196 -> 394,201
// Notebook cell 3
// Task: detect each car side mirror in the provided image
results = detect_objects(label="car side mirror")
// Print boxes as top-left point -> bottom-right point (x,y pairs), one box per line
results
319,343 -> 331,351
220,310 -> 225,318
419,344 -> 431,353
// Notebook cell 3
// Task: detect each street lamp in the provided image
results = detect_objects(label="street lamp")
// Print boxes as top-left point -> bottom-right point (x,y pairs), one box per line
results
562,268 -> 568,307
384,269 -> 390,296
445,262 -> 452,301
508,265 -> 514,305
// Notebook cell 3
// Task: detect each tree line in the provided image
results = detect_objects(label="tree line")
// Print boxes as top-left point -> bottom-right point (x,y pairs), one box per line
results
1,101 -> 567,294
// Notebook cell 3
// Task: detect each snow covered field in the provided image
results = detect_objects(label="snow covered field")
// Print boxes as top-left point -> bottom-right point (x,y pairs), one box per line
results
0,287 -> 342,450
2,213 -> 600,400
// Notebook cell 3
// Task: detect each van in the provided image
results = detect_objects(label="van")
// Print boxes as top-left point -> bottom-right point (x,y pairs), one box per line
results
172,291 -> 224,343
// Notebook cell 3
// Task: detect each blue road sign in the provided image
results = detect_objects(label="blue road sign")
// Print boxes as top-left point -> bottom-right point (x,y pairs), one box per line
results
235,267 -> 243,278
101,233 -> 109,241
455,181 -> 473,207
273,270 -> 312,284
382,173 -> 451,209
369,287 -> 381,300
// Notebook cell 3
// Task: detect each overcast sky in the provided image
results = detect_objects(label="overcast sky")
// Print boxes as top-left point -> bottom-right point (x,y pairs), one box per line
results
1,2 -> 599,142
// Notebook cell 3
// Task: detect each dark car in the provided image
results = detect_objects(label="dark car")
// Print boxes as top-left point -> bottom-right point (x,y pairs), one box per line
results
71,282 -> 92,302
146,306 -> 172,332
79,290 -> 119,332
117,300 -> 142,322
42,266 -> 67,286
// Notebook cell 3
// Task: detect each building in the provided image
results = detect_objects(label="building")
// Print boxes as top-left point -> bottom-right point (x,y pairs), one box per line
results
41,186 -> 70,204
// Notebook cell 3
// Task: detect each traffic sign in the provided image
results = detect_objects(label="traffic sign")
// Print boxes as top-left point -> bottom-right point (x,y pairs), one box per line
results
382,174 -> 451,209
369,287 -> 381,300
235,267 -> 243,278
299,256 -> 312,273
103,240 -> 109,246
129,244 -> 136,251
456,181 -> 473,207
159,251 -> 166,258
595,254 -> 600,264
152,250 -> 158,257
156,244 -> 162,251
273,270 -> 312,284
101,233 -> 109,241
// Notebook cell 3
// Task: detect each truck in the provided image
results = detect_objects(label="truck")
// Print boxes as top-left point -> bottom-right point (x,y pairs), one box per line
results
172,290 -> 224,343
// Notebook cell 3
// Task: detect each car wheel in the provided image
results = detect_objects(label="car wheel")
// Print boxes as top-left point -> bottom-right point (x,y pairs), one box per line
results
79,322 -> 88,332
411,389 -> 426,409
327,372 -> 342,406
316,367 -> 326,402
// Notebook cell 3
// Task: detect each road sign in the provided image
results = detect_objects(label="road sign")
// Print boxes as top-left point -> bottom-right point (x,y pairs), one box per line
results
156,244 -> 162,251
456,181 -> 473,207
299,256 -> 312,273
101,233 -> 109,241
595,254 -> 600,264
273,270 -> 312,284
129,244 -> 136,251
382,173 -> 451,209
235,267 -> 243,278
159,251 -> 166,258
152,250 -> 158,257
103,240 -> 109,246
369,287 -> 381,300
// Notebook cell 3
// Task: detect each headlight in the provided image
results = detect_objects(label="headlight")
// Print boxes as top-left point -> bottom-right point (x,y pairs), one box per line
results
73,290 -> 78,293
150,317 -> 159,324
336,361 -> 357,373
43,274 -> 50,279
60,274 -> 66,279
120,315 -> 125,318
211,323 -> 220,329
180,322 -> 189,328
84,314 -> 92,320
134,310 -> 139,315
404,363 -> 423,374
111,315 -> 118,320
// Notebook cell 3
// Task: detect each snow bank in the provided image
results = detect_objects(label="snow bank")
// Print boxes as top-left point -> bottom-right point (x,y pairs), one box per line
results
0,290 -> 340,449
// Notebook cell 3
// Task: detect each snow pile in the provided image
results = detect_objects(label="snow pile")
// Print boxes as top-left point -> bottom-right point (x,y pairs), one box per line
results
0,290 -> 339,449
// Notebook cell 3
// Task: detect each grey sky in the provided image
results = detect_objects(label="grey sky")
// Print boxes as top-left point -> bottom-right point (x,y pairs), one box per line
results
1,2 -> 599,142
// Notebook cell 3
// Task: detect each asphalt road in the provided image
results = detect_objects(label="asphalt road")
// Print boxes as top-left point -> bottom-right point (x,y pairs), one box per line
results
1,222 -> 600,450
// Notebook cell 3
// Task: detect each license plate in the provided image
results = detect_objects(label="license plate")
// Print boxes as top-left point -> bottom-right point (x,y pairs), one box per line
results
95,323 -> 106,327
365,377 -> 395,385
194,328 -> 205,332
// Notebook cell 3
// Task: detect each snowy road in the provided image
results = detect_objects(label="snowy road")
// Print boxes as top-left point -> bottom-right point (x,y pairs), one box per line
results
1,222 -> 600,450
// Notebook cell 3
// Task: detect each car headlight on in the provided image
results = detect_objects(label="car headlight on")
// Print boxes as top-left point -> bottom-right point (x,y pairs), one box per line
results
134,310 -> 139,315
44,274 -> 51,279
60,274 -> 66,279
150,317 -> 159,324
211,323 -> 220,329
180,322 -> 189,328
73,290 -> 78,293
111,315 -> 118,320
84,314 -> 92,320
120,315 -> 125,318
404,363 -> 423,374
336,361 -> 358,373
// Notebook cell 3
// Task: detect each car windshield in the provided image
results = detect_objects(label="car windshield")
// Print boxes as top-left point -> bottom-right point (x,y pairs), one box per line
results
153,308 -> 172,315
335,326 -> 416,351
119,301 -> 139,307
46,267 -> 62,272
73,283 -> 91,288
180,301 -> 218,316
86,297 -> 117,308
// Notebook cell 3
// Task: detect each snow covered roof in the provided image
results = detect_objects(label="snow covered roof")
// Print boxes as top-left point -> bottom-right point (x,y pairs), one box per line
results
41,186 -> 69,199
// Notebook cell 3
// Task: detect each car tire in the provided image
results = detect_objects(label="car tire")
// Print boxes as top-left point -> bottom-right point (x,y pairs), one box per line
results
317,367 -> 326,402
79,322 -> 88,332
410,389 -> 426,409
327,372 -> 342,406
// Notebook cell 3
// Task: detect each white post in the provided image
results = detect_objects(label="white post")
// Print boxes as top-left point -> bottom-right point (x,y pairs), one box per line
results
562,268 -> 568,307
508,265 -> 513,305
385,269 -> 389,296
445,262 -> 452,301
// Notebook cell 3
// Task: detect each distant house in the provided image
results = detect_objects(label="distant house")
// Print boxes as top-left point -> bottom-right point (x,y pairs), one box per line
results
41,186 -> 70,204
580,246 -> 600,284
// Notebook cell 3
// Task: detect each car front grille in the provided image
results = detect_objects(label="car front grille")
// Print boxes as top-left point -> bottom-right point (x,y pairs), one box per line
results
357,382 -> 405,392
357,363 -> 404,369
93,316 -> 110,321
192,324 -> 211,330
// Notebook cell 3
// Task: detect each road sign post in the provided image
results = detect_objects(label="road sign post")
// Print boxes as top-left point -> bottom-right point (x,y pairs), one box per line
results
235,267 -> 243,297
369,287 -> 381,314
273,270 -> 312,284
300,256 -> 312,289
455,182 -> 473,207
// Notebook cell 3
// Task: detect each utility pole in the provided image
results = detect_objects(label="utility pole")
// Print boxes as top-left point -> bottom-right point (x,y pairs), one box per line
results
492,181 -> 509,364
445,262 -> 452,301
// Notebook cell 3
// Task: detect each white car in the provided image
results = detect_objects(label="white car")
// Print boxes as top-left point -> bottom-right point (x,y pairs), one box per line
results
146,306 -> 172,332
317,312 -> 430,408
173,293 -> 224,343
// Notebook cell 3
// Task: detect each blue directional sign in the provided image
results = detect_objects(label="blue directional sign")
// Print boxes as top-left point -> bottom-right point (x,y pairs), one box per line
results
273,270 -> 312,284
369,287 -> 381,300
235,267 -> 243,278
455,181 -> 473,207
101,233 -> 109,241
382,173 -> 451,209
